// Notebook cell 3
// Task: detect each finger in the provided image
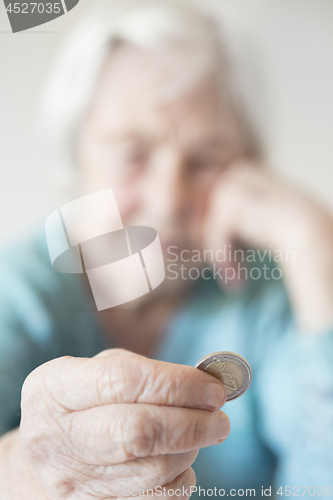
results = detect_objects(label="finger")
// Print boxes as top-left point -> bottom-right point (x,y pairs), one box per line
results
162,467 -> 196,500
201,168 -> 267,289
223,159 -> 269,187
63,403 -> 230,464
110,450 -> 198,494
202,166 -> 274,251
26,349 -> 226,412
46,460 -> 197,500
65,450 -> 198,497
202,178 -> 237,255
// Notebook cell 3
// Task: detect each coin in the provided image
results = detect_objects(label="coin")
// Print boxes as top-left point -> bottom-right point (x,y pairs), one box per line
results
195,351 -> 252,402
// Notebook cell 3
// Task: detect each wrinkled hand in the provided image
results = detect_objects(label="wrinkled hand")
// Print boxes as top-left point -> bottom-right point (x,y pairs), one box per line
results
202,161 -> 333,330
20,349 -> 229,500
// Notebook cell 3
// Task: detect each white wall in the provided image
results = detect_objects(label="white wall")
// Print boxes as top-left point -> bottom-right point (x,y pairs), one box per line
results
0,0 -> 333,243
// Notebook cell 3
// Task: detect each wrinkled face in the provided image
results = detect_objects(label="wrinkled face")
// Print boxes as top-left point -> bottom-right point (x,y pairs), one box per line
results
76,44 -> 248,255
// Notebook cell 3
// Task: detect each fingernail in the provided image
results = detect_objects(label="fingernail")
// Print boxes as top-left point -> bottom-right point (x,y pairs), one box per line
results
205,382 -> 226,408
217,412 -> 230,439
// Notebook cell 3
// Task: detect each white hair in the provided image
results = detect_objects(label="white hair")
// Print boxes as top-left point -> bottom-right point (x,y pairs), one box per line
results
40,0 -> 270,190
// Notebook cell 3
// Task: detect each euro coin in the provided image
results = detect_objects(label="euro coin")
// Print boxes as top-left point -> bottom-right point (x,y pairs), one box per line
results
195,351 -> 252,402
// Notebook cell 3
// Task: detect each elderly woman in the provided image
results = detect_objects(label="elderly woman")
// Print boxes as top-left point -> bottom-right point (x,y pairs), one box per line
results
0,0 -> 333,498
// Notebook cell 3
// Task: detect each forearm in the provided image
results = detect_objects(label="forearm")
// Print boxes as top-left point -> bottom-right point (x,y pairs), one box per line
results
282,230 -> 333,331
0,428 -> 53,500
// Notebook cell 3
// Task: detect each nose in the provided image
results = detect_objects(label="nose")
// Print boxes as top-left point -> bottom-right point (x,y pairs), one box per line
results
139,145 -> 185,229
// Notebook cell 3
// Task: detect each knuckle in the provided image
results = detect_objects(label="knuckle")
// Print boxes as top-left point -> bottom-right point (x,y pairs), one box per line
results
95,347 -> 128,359
150,457 -> 174,487
133,456 -> 173,489
138,362 -> 172,404
157,450 -> 197,487
140,450 -> 198,490
20,363 -> 69,464
94,357 -> 116,404
21,367 -> 44,410
21,360 -> 66,420
125,411 -> 162,457
190,417 -> 206,446
94,351 -> 149,404
171,416 -> 204,451
94,350 -> 182,408
21,356 -> 70,412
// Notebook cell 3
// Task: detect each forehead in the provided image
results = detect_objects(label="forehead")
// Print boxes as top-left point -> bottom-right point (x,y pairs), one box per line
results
85,44 -> 241,145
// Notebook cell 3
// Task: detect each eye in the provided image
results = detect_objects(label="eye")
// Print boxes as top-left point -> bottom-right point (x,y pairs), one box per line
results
187,145 -> 239,177
105,142 -> 148,171
187,151 -> 225,173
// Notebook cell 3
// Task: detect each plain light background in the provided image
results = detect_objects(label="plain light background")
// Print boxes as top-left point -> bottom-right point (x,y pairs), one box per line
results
0,0 -> 333,243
